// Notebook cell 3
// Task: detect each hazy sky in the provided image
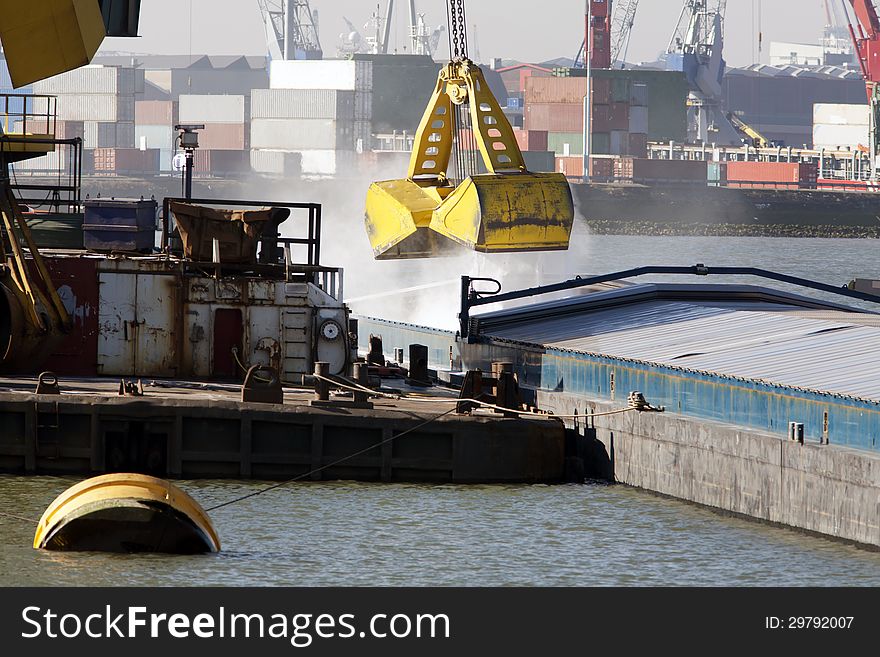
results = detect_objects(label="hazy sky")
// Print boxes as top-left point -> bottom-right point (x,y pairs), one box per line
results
101,1 -> 833,67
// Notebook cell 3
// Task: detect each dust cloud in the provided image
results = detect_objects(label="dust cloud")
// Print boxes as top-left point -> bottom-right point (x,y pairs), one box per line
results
246,166 -> 592,331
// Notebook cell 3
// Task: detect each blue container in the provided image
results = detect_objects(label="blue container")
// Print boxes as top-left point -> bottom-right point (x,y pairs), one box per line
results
83,199 -> 158,252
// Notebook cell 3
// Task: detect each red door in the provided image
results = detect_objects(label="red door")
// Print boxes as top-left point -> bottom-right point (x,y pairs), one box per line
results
213,309 -> 243,379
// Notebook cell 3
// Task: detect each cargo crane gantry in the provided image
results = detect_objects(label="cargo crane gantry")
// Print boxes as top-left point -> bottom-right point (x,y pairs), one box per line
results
574,0 -> 642,70
843,0 -> 880,165
364,0 -> 575,260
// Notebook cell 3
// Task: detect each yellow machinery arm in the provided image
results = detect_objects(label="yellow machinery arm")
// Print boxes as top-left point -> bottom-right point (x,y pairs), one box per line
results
365,59 -> 575,260
0,0 -> 141,89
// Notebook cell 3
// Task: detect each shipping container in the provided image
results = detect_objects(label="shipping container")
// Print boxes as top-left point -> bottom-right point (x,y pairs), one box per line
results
610,130 -> 629,156
593,69 -> 688,142
270,60 -> 373,92
92,148 -> 160,174
197,123 -> 246,150
194,150 -> 251,175
555,155 -> 584,178
355,91 -> 373,120
614,158 -> 708,183
725,161 -> 818,189
251,89 -> 356,120
525,103 -> 583,132
136,125 -> 175,150
179,95 -> 246,124
250,149 -> 303,176
37,94 -> 136,122
610,77 -> 631,103
707,161 -> 728,186
525,77 -> 587,104
522,151 -> 555,172
628,133 -> 648,158
547,132 -> 584,155
591,132 -> 611,155
812,124 -> 869,149
33,66 -> 143,95
135,100 -> 174,125
513,129 -> 549,152
813,103 -> 870,126
631,83 -> 648,107
98,121 -> 135,148
250,118 -> 355,151
629,105 -> 649,134
589,157 -> 614,181
354,120 -> 372,151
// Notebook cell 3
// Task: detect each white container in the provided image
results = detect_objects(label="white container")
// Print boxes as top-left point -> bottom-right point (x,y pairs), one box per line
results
179,95 -> 246,124
813,103 -> 870,127
250,149 -> 303,175
251,118 -> 355,150
629,106 -> 649,135
136,125 -> 175,150
33,66 -> 142,95
270,60 -> 373,91
14,150 -> 62,171
250,89 -> 355,120
299,149 -> 356,176
39,94 -> 135,122
84,121 -> 98,149
812,123 -> 870,149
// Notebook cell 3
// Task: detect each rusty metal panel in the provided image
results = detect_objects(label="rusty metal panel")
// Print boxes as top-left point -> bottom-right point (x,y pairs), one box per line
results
41,257 -> 100,376
97,272 -> 137,376
183,304 -> 211,378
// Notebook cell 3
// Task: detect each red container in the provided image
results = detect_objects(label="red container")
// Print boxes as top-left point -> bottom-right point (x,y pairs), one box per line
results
589,157 -> 614,181
525,77 -> 587,104
194,150 -> 250,175
525,103 -> 584,132
614,158 -> 707,183
513,129 -> 549,152
725,161 -> 818,189
198,123 -> 246,150
608,102 -> 630,131
555,155 -> 584,178
93,148 -> 160,174
135,100 -> 174,125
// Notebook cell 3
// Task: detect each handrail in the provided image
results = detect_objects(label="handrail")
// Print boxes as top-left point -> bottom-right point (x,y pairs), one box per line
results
459,264 -> 880,338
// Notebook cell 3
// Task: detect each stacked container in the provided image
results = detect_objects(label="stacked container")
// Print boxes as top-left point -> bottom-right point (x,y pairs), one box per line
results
135,100 -> 176,172
33,66 -> 143,159
725,161 -> 818,189
252,60 -> 374,176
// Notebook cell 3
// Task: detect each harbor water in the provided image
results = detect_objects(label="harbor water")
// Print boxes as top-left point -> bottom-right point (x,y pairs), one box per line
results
2,476 -> 880,587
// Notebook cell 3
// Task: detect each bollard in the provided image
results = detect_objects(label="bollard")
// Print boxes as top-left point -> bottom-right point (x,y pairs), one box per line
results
353,362 -> 371,406
314,362 -> 330,401
367,335 -> 386,366
405,344 -> 431,387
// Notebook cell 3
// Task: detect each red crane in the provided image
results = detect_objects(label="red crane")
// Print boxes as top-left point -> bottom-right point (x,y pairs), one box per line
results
575,1 -> 613,69
846,0 -> 880,97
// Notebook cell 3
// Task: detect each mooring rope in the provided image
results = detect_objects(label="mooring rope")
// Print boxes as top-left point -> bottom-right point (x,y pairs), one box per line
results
0,510 -> 39,524
310,373 -> 661,419
204,406 -> 460,512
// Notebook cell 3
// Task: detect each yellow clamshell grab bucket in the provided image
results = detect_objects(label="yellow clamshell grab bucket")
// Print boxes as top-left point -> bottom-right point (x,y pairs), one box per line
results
365,60 -> 575,260
34,473 -> 220,554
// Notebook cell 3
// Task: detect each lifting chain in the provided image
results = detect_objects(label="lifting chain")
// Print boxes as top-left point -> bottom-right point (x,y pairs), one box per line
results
446,0 -> 469,59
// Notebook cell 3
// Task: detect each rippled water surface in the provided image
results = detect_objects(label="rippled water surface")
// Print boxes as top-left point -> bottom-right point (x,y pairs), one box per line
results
2,477 -> 879,587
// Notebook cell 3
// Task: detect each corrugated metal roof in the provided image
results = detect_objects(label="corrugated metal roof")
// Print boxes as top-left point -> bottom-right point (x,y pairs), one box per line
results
473,284 -> 880,402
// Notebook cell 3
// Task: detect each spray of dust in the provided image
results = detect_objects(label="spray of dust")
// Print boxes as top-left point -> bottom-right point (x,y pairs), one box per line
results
245,165 -> 592,331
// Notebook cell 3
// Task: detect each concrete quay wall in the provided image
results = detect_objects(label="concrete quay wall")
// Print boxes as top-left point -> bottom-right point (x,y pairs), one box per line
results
538,391 -> 880,548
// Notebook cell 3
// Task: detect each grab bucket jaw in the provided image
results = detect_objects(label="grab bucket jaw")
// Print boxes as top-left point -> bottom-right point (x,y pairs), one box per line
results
430,172 -> 575,253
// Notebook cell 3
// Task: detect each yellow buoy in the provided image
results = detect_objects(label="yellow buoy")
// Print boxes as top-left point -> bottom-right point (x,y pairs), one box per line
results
34,473 -> 220,554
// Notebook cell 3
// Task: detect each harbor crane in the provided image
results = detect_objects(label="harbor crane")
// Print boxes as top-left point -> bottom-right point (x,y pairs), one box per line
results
575,0 -> 641,70
257,0 -> 323,61
364,0 -> 574,259
665,0 -> 742,145
842,0 -> 880,163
